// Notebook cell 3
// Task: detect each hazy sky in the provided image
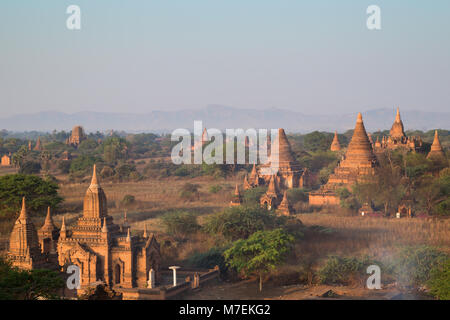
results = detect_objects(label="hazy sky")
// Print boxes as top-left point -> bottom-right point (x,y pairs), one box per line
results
1,0 -> 449,117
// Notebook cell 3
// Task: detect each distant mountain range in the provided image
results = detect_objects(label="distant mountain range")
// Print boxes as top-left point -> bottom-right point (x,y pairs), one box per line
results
0,105 -> 448,134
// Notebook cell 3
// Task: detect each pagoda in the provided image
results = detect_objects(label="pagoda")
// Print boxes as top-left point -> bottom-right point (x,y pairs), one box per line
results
309,113 -> 378,206
330,131 -> 341,151
7,198 -> 47,270
427,130 -> 446,161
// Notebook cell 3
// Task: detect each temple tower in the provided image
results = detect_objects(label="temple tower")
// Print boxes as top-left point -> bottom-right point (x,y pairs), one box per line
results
7,198 -> 46,270
260,175 -> 282,210
33,137 -> 42,151
67,125 -> 86,147
389,107 -> 406,139
427,130 -> 446,161
309,113 -> 378,206
276,191 -> 294,216
260,128 -> 303,188
330,131 -> 341,151
230,184 -> 243,206
38,207 -> 59,256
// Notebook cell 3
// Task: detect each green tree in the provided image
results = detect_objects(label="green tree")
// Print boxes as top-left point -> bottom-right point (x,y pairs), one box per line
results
204,205 -> 278,241
0,174 -> 63,219
428,257 -> 450,300
102,137 -> 129,164
161,211 -> 201,238
69,155 -> 100,175
0,257 -> 64,300
19,161 -> 42,175
224,228 -> 295,292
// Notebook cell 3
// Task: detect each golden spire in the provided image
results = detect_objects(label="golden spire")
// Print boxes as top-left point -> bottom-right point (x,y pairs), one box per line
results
40,206 -> 56,232
61,217 -> 66,231
143,223 -> 148,238
357,112 -> 363,123
126,228 -> 131,242
90,164 -> 98,186
19,197 -> 28,220
395,107 -> 401,123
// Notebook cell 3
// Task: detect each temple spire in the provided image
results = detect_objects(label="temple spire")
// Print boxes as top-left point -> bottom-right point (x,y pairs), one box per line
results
267,175 -> 279,196
277,191 -> 294,216
41,206 -> 56,232
390,107 -> 406,139
395,107 -> 401,123
330,131 -> 341,151
427,130 -> 446,160
19,197 -> 28,220
143,223 -> 148,238
60,217 -> 66,232
90,164 -> 98,186
230,184 -> 243,206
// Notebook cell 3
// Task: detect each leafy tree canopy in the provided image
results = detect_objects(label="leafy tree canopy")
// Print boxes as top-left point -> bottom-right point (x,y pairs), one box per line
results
0,174 -> 63,219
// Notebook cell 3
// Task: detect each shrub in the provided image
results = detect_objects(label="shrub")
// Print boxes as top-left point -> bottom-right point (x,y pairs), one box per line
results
161,211 -> 201,238
57,160 -> 71,174
0,174 -> 63,219
204,205 -> 279,241
318,255 -> 382,285
179,183 -> 200,201
287,188 -> 308,204
121,195 -> 135,207
392,246 -> 448,287
186,247 -> 227,273
209,185 -> 222,194
428,257 -> 450,300
174,166 -> 190,177
242,186 -> 267,205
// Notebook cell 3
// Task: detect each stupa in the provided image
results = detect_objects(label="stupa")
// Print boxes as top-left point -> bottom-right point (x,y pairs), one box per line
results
427,130 -> 446,161
309,113 -> 378,206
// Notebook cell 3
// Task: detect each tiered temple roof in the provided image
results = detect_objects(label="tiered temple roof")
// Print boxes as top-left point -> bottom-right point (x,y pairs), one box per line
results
276,191 -> 294,216
8,198 -> 46,269
259,128 -> 304,189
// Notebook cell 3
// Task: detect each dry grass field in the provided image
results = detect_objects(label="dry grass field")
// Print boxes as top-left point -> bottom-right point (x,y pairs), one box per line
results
57,175 -> 239,234
295,213 -> 450,271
